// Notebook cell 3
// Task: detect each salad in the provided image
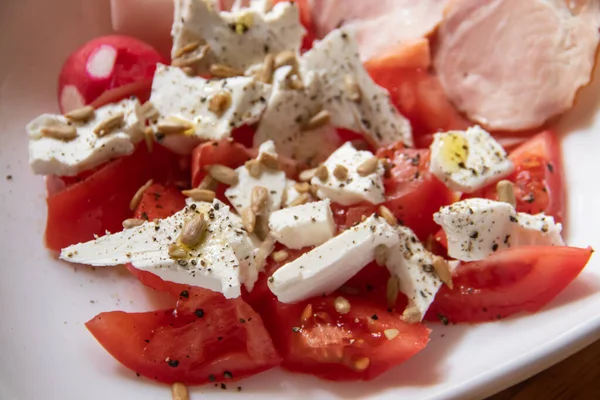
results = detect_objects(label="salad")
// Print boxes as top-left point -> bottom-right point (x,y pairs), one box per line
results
26,0 -> 599,398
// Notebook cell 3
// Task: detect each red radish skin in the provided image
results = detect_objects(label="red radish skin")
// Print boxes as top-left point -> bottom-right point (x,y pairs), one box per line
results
58,35 -> 165,113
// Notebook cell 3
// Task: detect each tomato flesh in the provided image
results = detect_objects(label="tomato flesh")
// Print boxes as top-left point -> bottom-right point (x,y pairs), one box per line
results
426,246 -> 593,323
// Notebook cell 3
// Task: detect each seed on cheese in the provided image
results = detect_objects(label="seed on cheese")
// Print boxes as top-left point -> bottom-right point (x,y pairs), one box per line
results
27,98 -> 144,176
434,198 -> 565,262
59,200 -> 258,298
171,0 -> 305,74
149,64 -> 270,154
429,126 -> 514,193
268,214 -> 399,303
268,199 -> 336,249
299,28 -> 413,147
311,142 -> 385,206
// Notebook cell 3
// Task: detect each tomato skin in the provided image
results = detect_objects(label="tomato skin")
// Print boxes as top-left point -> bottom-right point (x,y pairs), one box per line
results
86,292 -> 281,385
262,294 -> 429,381
44,144 -> 188,252
426,246 -> 593,323
376,142 -> 454,240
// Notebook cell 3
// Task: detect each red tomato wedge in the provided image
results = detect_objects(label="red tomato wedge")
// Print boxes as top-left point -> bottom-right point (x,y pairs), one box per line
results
467,130 -> 565,222
86,290 -> 281,384
191,140 -> 251,187
125,183 -> 188,297
426,246 -> 593,323
263,294 -> 429,381
45,144 -> 188,252
375,142 -> 454,240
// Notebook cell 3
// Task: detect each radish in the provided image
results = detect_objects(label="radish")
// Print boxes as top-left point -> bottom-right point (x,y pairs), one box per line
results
58,35 -> 166,113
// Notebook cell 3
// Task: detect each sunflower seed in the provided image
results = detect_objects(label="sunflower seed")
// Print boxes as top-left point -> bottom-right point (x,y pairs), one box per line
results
260,53 -> 275,83
245,159 -> 262,178
197,175 -> 218,190
271,249 -> 289,263
64,105 -> 95,122
315,165 -> 328,181
208,90 -> 232,116
353,357 -> 370,371
122,218 -> 145,229
181,188 -> 216,202
174,41 -> 201,58
374,244 -> 389,267
350,139 -> 370,151
251,186 -> 269,213
300,303 -> 313,322
294,182 -> 310,193
333,164 -> 348,180
208,164 -> 238,185
357,157 -> 378,176
289,192 -> 311,207
156,118 -> 194,135
383,328 -> 400,340
139,101 -> 160,121
301,110 -> 330,131
180,214 -> 206,247
378,205 -> 397,226
344,74 -> 361,102
433,256 -> 453,289
274,50 -> 297,69
496,180 -> 516,208
402,307 -> 421,324
210,63 -> 242,78
287,74 -> 304,90
168,242 -> 188,259
143,127 -> 154,152
241,207 -> 256,233
172,45 -> 210,68
299,167 -> 317,182
334,296 -> 351,314
172,382 -> 189,400
129,179 -> 153,211
93,112 -> 124,136
386,275 -> 400,308
41,125 -> 78,141
259,152 -> 280,170
182,66 -> 195,76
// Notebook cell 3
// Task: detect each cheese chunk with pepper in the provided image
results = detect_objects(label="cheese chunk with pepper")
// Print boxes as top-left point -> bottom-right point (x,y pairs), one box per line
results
300,28 -> 413,147
254,66 -> 342,166
311,142 -> 385,206
225,140 -> 287,214
385,226 -> 457,323
149,64 -> 270,153
429,126 -> 514,193
268,214 -> 399,303
268,199 -> 336,249
434,198 -> 564,262
60,200 -> 257,298
171,0 -> 304,74
27,99 -> 144,176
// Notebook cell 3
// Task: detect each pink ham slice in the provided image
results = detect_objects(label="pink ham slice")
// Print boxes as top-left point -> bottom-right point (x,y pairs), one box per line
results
435,0 -> 600,131
309,0 -> 447,68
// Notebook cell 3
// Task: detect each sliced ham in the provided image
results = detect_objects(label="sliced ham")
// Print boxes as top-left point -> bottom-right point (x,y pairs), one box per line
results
309,0 -> 447,69
435,0 -> 600,131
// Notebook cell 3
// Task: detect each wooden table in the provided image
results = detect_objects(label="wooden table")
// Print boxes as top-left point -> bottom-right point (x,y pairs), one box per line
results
488,340 -> 600,399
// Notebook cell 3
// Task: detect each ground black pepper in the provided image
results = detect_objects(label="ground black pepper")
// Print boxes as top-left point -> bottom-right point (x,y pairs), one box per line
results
195,309 -> 205,318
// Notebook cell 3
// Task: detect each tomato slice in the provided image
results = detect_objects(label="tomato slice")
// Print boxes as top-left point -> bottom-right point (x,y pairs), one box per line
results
45,144 -> 188,252
375,142 -> 454,240
191,140 -> 250,188
426,246 -> 593,323
86,290 -> 281,384
263,294 -> 429,381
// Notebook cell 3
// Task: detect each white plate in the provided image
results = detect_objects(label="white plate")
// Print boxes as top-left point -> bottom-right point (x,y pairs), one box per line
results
1,1 -> 600,399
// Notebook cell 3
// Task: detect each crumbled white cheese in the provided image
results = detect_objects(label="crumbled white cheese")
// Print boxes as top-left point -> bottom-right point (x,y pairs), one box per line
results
254,66 -> 342,166
434,198 -> 565,262
225,140 -> 287,214
171,0 -> 304,74
268,214 -> 399,303
311,142 -> 385,206
429,126 -> 514,193
268,199 -> 336,249
299,28 -> 413,147
283,178 -> 302,207
27,99 -> 144,176
149,64 -> 270,154
60,200 -> 257,298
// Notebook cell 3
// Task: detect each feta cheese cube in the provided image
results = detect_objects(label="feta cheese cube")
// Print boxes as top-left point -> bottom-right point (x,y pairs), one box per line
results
171,0 -> 304,74
311,142 -> 385,206
385,226 -> 457,322
254,66 -> 341,166
300,28 -> 413,147
429,126 -> 514,193
60,200 -> 258,298
28,99 -> 144,176
225,140 -> 287,214
268,199 -> 336,249
268,214 -> 399,303
434,198 -> 564,262
149,64 -> 270,154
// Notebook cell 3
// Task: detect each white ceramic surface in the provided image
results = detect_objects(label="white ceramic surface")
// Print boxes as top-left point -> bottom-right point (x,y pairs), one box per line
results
1,1 -> 600,399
